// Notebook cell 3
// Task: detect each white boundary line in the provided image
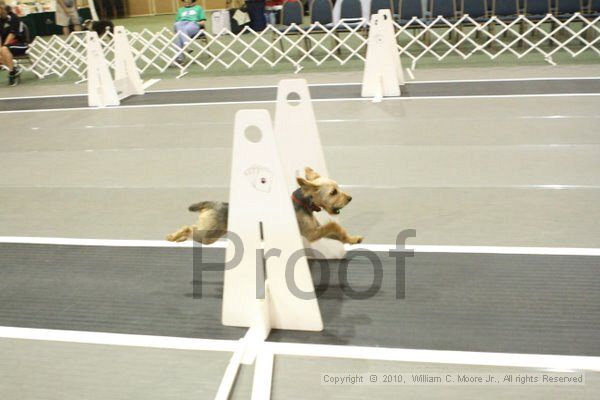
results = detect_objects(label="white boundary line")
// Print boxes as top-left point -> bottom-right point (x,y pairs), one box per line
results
0,93 -> 85,100
347,244 -> 600,257
1,184 -> 599,190
143,77 -> 600,93
316,93 -> 600,101
1,77 -> 598,101
1,236 -> 599,256
1,93 -> 599,115
146,82 -> 362,93
410,77 -> 600,84
1,326 -> 598,371
265,342 -> 600,371
142,78 -> 161,90
0,326 -> 238,352
0,80 -> 159,102
0,100 -> 271,114
0,236 -> 202,248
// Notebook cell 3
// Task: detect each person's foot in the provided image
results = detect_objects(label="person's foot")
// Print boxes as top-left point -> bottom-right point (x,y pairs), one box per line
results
170,57 -> 185,68
8,68 -> 21,87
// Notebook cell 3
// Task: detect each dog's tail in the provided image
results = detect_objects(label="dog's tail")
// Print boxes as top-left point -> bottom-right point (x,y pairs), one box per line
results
188,201 -> 216,213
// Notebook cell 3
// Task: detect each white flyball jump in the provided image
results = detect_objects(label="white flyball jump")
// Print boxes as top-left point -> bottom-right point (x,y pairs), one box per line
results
222,108 -> 323,335
362,9 -> 405,100
216,79 -> 342,400
86,31 -> 119,107
113,26 -> 145,101
87,26 -> 145,107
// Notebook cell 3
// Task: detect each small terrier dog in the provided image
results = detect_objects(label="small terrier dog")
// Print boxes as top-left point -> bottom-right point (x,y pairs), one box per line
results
166,167 -> 363,245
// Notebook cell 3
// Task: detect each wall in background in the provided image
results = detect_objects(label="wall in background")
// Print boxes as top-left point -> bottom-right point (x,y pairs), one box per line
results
155,0 -> 179,14
126,0 -> 152,16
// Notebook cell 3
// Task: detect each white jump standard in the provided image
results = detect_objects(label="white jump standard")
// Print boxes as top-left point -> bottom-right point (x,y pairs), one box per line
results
362,9 -> 405,100
86,26 -> 146,107
218,79 -> 351,399
86,31 -> 119,107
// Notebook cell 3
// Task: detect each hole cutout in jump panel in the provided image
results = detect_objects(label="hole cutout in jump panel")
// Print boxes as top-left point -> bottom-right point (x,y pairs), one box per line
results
286,91 -> 302,106
245,125 -> 263,143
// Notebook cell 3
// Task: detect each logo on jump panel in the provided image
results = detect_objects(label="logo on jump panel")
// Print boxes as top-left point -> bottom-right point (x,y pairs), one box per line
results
244,165 -> 273,192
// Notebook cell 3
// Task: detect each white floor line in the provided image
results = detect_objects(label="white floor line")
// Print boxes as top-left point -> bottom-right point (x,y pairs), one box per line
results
0,80 -> 160,101
0,93 -> 85,100
142,78 -> 161,90
348,244 -> 600,257
215,342 -> 246,400
0,82 -> 358,101
1,184 -> 599,190
0,83 -> 346,101
1,93 -> 599,115
0,236 -> 206,248
0,326 -> 238,352
147,82 -> 362,94
312,93 -> 600,102
410,76 -> 600,84
265,342 -> 600,371
1,236 -> 599,256
142,77 -> 600,94
0,100 -> 273,114
147,84 -> 275,93
1,326 -> 598,371
251,349 -> 274,400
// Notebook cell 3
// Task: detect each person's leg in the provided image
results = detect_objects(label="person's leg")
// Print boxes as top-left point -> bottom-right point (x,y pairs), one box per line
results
71,9 -> 82,31
173,21 -> 187,62
55,7 -> 70,36
181,22 -> 200,47
1,47 -> 22,86
0,46 -> 14,70
174,21 -> 187,49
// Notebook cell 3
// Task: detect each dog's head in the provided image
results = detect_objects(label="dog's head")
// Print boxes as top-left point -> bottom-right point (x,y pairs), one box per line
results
296,167 -> 352,215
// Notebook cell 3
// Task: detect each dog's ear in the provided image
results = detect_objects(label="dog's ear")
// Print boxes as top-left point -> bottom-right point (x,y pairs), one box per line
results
297,177 -> 319,192
305,167 -> 321,181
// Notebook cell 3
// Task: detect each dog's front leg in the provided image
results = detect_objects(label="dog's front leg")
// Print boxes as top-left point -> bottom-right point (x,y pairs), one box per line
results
307,221 -> 363,245
166,226 -> 193,242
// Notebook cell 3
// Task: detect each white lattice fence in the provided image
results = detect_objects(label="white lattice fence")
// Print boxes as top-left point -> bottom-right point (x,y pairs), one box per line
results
23,13 -> 600,80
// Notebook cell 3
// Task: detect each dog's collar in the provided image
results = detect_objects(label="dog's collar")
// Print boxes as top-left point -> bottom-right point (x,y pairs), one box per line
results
291,188 -> 321,213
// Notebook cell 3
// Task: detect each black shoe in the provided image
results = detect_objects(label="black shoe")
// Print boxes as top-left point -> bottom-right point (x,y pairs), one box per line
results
8,74 -> 18,87
8,68 -> 21,87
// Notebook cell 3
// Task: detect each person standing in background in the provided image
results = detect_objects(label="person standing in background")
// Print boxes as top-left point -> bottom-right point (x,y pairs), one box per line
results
55,0 -> 82,36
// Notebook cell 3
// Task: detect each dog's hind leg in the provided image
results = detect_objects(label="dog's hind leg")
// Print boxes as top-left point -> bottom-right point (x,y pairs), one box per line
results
167,205 -> 228,244
166,226 -> 194,242
190,207 -> 228,245
191,228 -> 225,245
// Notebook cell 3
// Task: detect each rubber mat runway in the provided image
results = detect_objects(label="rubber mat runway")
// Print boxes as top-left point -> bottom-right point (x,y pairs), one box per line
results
1,78 -> 599,112
0,242 -> 598,356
